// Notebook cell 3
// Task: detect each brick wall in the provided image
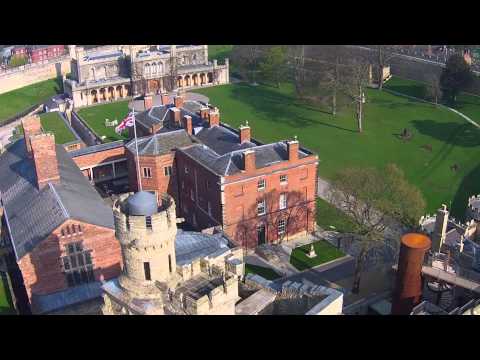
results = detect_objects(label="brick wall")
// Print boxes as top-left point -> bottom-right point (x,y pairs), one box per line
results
175,151 -> 222,230
223,156 -> 318,248
128,151 -> 177,194
71,146 -> 126,170
17,220 -> 121,301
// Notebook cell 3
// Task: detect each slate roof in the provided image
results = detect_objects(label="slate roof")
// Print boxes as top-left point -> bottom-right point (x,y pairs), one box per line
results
69,140 -> 125,158
134,101 -> 206,132
125,130 -> 196,156
127,100 -> 315,176
180,140 -> 309,176
175,230 -> 230,266
0,139 -> 114,260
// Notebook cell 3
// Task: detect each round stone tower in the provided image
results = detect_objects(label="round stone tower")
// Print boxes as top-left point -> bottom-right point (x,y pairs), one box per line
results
113,191 -> 178,299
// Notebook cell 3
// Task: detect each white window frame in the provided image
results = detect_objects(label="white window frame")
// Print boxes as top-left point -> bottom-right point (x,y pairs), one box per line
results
280,174 -> 288,185
278,219 -> 286,236
185,166 -> 189,174
279,193 -> 287,210
257,199 -> 266,216
257,179 -> 266,191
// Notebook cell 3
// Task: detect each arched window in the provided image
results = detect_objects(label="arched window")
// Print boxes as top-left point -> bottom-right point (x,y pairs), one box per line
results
90,67 -> 95,80
192,54 -> 197,63
183,55 -> 188,65
103,66 -> 107,79
144,63 -> 150,76
151,62 -> 157,74
158,62 -> 164,74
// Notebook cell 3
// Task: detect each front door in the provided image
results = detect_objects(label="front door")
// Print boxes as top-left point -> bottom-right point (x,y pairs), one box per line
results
257,224 -> 266,246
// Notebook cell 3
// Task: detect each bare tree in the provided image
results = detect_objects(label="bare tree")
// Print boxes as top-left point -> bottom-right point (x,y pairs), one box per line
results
328,164 -> 426,294
341,58 -> 370,132
425,73 -> 443,105
373,45 -> 397,91
234,189 -> 315,249
231,45 -> 263,85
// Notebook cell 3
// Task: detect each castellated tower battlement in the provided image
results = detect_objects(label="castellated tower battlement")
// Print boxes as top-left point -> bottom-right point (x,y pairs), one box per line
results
171,276 -> 239,315
467,195 -> 480,221
113,192 -> 178,297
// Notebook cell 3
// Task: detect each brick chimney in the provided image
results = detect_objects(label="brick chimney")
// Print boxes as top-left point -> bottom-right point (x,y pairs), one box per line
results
21,115 -> 42,157
243,150 -> 256,172
287,137 -> 299,162
183,115 -> 193,136
199,106 -> 210,119
144,95 -> 153,110
208,107 -> 220,127
161,93 -> 170,105
169,107 -> 181,127
30,133 -> 60,189
239,121 -> 251,143
174,95 -> 184,109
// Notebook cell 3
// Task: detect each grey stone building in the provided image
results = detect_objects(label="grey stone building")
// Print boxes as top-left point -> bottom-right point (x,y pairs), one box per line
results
63,45 -> 229,108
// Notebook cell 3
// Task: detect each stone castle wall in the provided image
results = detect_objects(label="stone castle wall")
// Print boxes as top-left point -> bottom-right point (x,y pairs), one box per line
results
0,56 -> 71,95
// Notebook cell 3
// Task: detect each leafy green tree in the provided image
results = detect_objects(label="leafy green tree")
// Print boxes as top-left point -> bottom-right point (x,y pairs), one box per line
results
440,53 -> 474,103
259,45 -> 288,88
328,164 -> 426,294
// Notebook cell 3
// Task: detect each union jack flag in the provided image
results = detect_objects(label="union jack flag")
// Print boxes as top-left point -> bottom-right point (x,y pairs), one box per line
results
115,112 -> 135,134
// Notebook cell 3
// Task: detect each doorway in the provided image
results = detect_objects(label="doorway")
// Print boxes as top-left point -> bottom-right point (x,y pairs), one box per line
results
257,224 -> 266,246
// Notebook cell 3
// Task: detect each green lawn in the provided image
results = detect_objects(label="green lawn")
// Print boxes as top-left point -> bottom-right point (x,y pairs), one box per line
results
0,274 -> 15,315
195,82 -> 480,218
245,263 -> 281,280
384,76 -> 480,122
40,112 -> 76,144
316,198 -> 357,233
290,240 -> 345,271
0,78 -> 62,124
208,45 -> 233,62
77,101 -> 130,143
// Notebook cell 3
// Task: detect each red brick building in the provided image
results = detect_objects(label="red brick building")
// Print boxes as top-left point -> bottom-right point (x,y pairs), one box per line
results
0,116 -> 121,314
10,45 -> 65,63
28,45 -> 65,63
126,95 -> 319,248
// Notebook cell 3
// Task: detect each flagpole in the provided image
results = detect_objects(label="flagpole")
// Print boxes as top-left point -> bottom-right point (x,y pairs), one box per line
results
132,107 -> 143,192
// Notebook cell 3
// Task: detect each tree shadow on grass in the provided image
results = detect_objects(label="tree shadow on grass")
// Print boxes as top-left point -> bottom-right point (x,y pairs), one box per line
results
231,84 -> 356,133
451,162 -> 480,220
411,119 -> 480,148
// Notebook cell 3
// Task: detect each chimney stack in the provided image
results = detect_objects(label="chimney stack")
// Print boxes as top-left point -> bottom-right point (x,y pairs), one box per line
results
161,92 -> 170,106
391,233 -> 431,315
30,133 -> 60,190
199,106 -> 210,119
432,204 -> 449,253
287,137 -> 299,162
169,107 -> 181,127
239,121 -> 251,143
243,150 -> 256,172
174,95 -> 184,109
144,95 -> 153,110
208,107 -> 220,127
21,115 -> 43,158
183,115 -> 193,136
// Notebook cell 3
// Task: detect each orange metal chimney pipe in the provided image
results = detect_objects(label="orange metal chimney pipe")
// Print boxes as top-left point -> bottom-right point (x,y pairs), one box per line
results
391,233 -> 431,315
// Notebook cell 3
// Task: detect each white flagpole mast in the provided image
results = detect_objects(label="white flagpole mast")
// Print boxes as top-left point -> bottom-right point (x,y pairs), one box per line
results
132,108 -> 143,191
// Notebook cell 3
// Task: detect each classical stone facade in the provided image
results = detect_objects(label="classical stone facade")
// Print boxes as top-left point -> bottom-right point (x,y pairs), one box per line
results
64,45 -> 229,109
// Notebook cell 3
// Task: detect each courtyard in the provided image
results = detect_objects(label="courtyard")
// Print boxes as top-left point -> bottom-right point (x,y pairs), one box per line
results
290,240 -> 345,271
195,80 -> 480,218
77,100 -> 130,143
39,112 -> 76,144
